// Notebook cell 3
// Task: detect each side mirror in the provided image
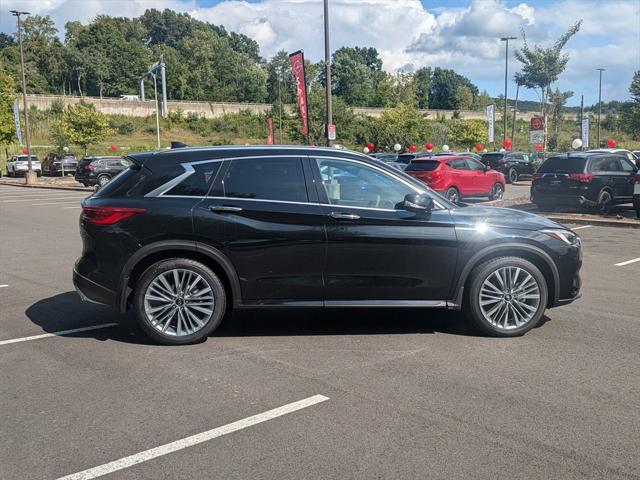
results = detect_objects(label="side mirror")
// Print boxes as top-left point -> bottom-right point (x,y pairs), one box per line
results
401,193 -> 433,213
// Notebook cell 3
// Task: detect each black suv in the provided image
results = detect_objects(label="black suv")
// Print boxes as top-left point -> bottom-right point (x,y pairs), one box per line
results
75,156 -> 130,187
531,152 -> 638,212
42,153 -> 78,176
481,151 -> 534,183
74,146 -> 582,345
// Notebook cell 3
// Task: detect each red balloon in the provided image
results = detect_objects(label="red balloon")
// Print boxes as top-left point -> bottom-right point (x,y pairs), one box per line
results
535,144 -> 544,151
425,143 -> 434,151
367,142 -> 375,152
22,148 -> 29,155
475,143 -> 484,152
408,145 -> 416,152
502,139 -> 512,150
110,144 -> 118,151
607,139 -> 617,148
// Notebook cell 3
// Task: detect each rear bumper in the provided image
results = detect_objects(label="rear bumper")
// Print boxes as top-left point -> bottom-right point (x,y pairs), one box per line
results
73,268 -> 116,307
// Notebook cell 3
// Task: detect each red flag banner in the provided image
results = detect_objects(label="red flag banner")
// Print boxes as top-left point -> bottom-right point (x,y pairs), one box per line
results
267,116 -> 274,145
289,50 -> 309,136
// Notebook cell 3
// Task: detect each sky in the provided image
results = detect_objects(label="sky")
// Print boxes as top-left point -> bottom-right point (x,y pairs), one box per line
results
1,0 -> 639,106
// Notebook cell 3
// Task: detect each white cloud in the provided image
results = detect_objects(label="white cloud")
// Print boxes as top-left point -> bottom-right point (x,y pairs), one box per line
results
1,0 -> 638,104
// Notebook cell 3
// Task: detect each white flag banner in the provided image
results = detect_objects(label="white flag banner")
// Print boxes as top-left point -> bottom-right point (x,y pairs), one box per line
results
486,105 -> 495,143
13,99 -> 23,145
581,118 -> 589,149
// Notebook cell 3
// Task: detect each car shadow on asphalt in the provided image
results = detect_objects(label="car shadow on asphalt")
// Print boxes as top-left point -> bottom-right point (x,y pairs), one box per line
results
25,291 -> 551,345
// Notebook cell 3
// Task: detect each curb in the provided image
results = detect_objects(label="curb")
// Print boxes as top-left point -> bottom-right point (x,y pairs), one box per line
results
0,181 -> 91,192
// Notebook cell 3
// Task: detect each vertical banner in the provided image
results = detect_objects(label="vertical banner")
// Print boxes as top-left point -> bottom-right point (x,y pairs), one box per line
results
486,105 -> 495,143
13,99 -> 23,145
581,118 -> 589,149
267,116 -> 275,145
289,50 -> 309,136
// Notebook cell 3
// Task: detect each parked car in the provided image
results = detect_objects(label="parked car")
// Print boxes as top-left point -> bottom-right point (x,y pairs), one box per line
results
431,151 -> 483,162
74,156 -> 130,187
531,151 -> 638,212
587,149 -> 639,167
481,151 -> 534,184
405,155 -> 506,202
5,155 -> 41,177
73,145 -> 582,344
42,153 -> 78,176
370,153 -> 406,171
633,169 -> 640,218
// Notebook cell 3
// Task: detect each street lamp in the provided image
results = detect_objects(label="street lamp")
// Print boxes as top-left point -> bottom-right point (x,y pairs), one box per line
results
10,10 -> 36,185
324,0 -> 333,147
596,68 -> 605,148
500,36 -> 516,145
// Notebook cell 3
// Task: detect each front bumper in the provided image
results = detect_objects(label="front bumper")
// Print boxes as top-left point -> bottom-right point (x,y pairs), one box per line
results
73,268 -> 116,306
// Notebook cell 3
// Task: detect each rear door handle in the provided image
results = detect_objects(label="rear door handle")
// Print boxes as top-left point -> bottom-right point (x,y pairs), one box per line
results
209,205 -> 243,213
329,212 -> 360,220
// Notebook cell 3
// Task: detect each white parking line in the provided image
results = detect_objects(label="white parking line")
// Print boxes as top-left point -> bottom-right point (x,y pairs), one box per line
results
32,201 -> 82,206
0,323 -> 118,346
2,196 -> 87,203
0,284 -> 8,288
572,225 -> 592,230
615,257 -> 640,267
64,206 -> 82,209
56,394 -> 330,480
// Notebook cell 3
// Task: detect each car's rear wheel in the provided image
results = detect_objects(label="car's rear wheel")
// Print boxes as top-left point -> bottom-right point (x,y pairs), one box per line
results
97,174 -> 111,187
133,258 -> 226,345
464,256 -> 548,337
507,168 -> 518,184
446,187 -> 460,202
489,182 -> 504,200
596,189 -> 612,214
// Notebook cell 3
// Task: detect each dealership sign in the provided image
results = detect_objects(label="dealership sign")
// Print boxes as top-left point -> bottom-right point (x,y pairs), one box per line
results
289,50 -> 310,136
486,105 -> 495,143
13,99 -> 23,145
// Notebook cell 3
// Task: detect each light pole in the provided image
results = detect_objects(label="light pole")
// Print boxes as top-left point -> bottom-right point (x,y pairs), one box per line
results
596,68 -> 605,148
152,73 -> 160,149
500,36 -> 516,146
324,0 -> 333,147
11,10 -> 36,185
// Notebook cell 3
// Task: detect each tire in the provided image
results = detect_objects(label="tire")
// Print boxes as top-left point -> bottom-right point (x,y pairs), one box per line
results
464,256 -> 548,337
97,174 -> 111,187
133,258 -> 227,345
446,187 -> 460,203
489,182 -> 504,201
595,189 -> 612,215
507,168 -> 518,184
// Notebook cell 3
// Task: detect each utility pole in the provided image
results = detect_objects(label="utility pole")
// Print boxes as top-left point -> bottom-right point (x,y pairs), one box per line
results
580,94 -> 584,148
277,65 -> 283,144
152,73 -> 160,149
511,81 -> 520,149
500,36 -> 516,145
596,68 -> 605,148
11,10 -> 36,185
324,0 -> 333,147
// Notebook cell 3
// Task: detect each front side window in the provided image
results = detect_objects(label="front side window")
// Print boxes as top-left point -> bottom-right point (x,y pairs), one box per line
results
316,158 -> 414,210
167,161 -> 221,197
620,158 -> 636,172
448,159 -> 469,170
223,157 -> 307,202
465,159 -> 485,171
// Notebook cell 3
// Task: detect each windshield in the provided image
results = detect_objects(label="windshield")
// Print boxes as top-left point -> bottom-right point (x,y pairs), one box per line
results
405,160 -> 440,172
537,156 -> 586,174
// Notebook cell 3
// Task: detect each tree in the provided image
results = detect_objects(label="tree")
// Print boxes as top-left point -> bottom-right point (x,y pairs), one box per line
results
414,67 -> 431,109
0,63 -> 18,155
514,20 -> 582,148
447,119 -> 486,148
429,68 -> 478,109
548,89 -> 573,149
454,85 -> 475,111
621,70 -> 640,139
58,103 -> 113,154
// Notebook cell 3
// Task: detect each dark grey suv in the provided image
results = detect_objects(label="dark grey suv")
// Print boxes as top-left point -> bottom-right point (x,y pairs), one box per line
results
75,156 -> 130,187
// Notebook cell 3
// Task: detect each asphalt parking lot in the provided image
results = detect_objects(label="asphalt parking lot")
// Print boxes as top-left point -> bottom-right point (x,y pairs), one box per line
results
1,184 -> 639,480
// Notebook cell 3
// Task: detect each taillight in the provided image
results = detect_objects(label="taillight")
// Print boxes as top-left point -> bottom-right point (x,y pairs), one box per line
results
532,173 -> 543,180
498,159 -> 506,164
568,173 -> 593,183
82,206 -> 145,225
635,173 -> 640,184
85,163 -> 94,171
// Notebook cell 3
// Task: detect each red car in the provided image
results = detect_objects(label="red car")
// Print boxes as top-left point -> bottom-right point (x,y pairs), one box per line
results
405,155 -> 506,202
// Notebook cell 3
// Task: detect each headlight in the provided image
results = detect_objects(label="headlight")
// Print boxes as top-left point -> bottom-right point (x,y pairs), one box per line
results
541,229 -> 578,245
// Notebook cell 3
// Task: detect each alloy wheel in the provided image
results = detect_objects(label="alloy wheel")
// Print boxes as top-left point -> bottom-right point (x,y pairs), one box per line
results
447,188 -> 459,202
493,184 -> 504,200
143,268 -> 215,337
478,266 -> 540,330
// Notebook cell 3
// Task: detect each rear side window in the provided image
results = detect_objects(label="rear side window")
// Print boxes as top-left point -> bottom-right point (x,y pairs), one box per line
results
405,160 -> 440,172
481,153 -> 504,162
167,162 -> 221,197
223,157 -> 307,202
397,154 -> 416,164
590,157 -> 620,172
537,156 -> 586,174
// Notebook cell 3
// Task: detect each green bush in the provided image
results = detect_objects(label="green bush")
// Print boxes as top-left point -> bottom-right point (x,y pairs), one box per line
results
108,117 -> 136,135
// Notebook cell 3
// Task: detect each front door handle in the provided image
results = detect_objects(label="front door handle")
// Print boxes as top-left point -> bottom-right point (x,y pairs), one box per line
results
210,205 -> 243,213
329,212 -> 360,220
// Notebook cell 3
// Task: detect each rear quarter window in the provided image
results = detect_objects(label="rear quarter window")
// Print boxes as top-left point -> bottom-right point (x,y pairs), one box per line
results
166,162 -> 221,196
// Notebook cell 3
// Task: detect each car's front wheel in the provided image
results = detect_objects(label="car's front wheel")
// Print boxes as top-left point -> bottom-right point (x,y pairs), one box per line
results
507,168 -> 518,184
133,258 -> 227,345
464,256 -> 548,337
